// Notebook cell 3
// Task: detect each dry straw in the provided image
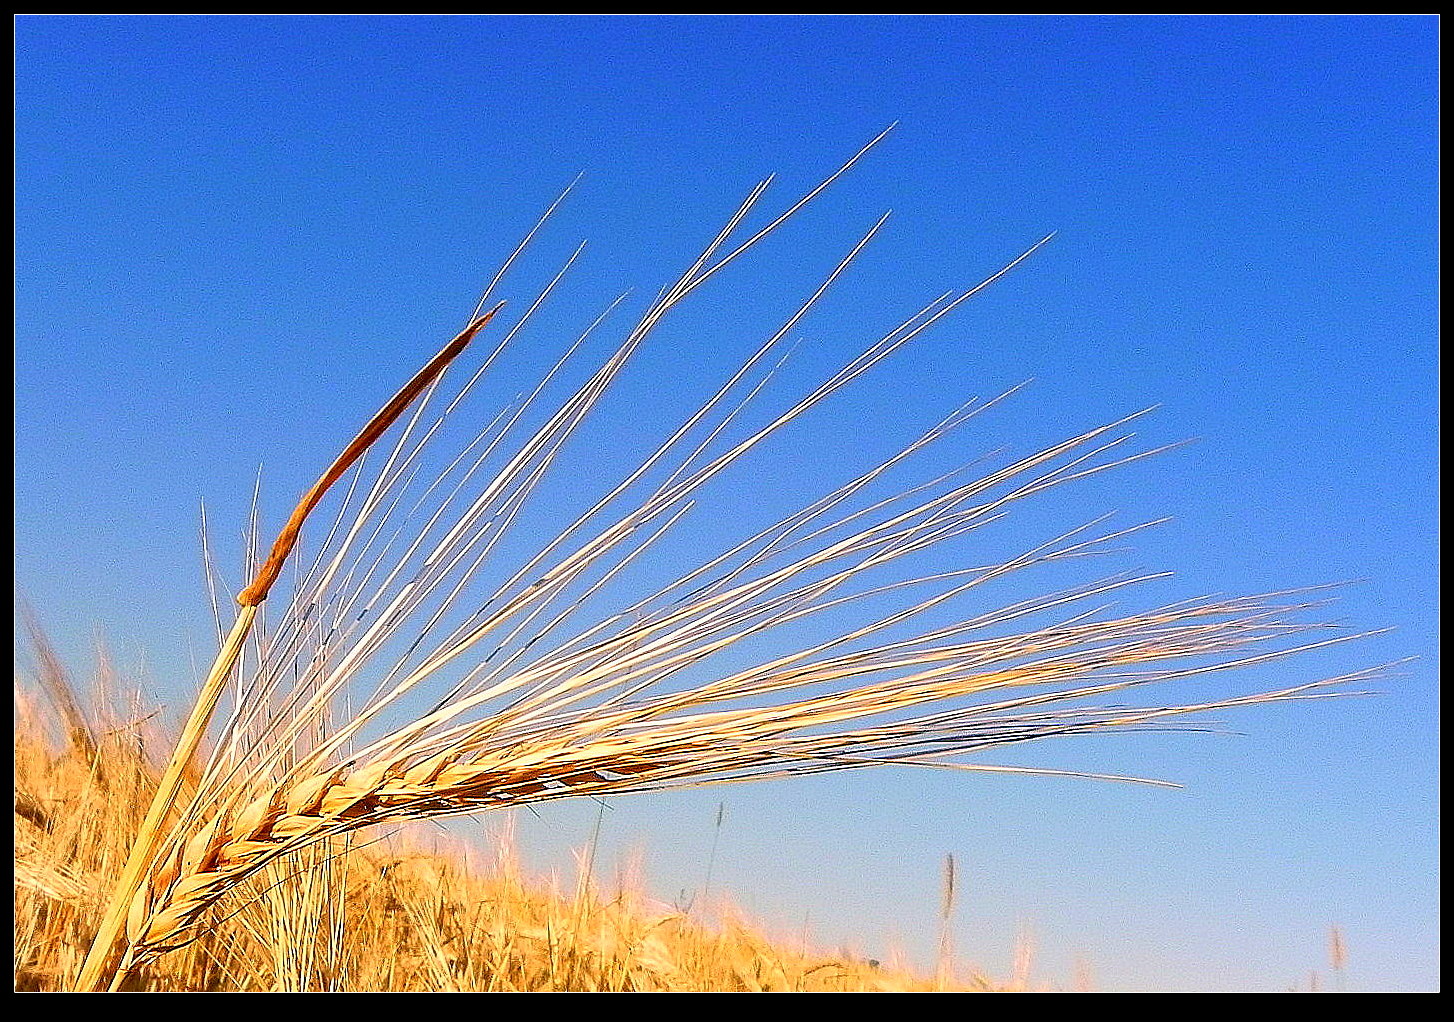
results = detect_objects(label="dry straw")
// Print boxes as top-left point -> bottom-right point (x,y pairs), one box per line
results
75,130 -> 1379,991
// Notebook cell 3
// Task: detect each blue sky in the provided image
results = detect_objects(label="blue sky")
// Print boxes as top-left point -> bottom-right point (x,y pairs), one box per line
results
14,16 -> 1437,991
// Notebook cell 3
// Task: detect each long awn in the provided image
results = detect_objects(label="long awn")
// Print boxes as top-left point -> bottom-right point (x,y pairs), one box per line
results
76,132 -> 1380,991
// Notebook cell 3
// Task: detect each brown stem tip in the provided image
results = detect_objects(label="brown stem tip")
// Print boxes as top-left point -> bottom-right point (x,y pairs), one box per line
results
237,305 -> 504,607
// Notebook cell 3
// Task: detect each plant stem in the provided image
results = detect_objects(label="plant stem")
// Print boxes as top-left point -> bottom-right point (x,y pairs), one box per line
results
75,604 -> 257,991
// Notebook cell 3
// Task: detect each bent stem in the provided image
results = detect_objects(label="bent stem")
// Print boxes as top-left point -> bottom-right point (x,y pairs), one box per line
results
75,309 -> 500,992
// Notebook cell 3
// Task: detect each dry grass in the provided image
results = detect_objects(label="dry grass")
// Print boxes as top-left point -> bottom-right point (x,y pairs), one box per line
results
21,133 -> 1382,991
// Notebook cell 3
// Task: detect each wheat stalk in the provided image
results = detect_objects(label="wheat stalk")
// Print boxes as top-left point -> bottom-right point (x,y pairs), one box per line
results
77,132 -> 1377,990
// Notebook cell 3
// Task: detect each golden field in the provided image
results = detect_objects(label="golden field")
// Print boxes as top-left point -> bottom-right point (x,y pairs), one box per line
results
14,647 -> 1007,992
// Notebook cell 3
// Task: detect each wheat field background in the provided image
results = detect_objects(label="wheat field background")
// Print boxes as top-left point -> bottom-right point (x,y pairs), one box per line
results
14,17 -> 1437,991
14,649 -> 1015,991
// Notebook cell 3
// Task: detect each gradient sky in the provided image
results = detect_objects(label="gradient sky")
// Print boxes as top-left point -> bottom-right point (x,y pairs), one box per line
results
14,16 -> 1437,991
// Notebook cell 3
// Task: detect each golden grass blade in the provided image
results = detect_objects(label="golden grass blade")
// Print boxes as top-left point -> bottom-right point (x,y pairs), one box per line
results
18,600 -> 97,765
237,306 -> 503,608
76,307 -> 503,992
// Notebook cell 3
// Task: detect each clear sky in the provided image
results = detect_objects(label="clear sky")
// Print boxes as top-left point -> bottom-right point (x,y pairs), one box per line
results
14,16 -> 1437,991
